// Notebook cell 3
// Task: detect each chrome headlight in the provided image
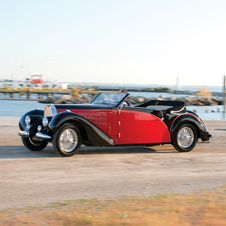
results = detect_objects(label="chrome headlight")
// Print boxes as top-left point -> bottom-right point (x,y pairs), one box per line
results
42,117 -> 49,127
25,116 -> 31,125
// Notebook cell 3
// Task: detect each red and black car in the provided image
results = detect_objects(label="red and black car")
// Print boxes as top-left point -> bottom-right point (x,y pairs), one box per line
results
18,92 -> 212,157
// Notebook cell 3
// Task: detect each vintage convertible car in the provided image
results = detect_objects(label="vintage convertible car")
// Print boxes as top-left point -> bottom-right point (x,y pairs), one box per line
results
18,92 -> 212,157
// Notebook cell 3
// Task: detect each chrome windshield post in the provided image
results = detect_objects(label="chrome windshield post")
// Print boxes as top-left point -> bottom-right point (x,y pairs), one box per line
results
118,103 -> 123,114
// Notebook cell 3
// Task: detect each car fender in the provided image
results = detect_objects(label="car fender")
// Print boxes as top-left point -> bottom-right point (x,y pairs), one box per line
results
48,111 -> 115,146
171,114 -> 210,141
19,109 -> 44,131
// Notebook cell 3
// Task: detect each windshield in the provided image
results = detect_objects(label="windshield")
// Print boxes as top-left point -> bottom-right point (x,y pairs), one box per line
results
91,92 -> 127,105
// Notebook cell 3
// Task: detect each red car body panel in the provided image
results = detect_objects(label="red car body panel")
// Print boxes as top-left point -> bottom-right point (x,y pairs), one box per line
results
116,110 -> 171,144
57,108 -> 171,145
57,108 -> 117,138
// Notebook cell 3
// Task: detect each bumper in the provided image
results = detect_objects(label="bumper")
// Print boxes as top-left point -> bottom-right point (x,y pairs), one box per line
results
36,132 -> 52,140
18,131 -> 51,140
18,130 -> 29,138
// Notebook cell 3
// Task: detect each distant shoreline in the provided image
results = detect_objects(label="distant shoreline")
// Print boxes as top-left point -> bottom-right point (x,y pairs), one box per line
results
0,98 -> 39,101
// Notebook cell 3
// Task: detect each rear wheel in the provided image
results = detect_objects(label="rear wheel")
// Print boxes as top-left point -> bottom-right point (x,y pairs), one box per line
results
22,137 -> 48,151
52,123 -> 82,157
173,124 -> 198,152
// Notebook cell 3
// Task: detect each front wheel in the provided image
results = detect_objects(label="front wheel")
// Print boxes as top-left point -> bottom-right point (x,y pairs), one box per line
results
22,137 -> 48,151
52,123 -> 82,157
172,124 -> 198,152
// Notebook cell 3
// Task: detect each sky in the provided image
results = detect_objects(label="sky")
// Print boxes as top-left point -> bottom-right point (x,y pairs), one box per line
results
1,0 -> 226,87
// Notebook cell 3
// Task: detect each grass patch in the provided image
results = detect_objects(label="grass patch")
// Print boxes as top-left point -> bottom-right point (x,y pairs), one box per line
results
0,186 -> 226,225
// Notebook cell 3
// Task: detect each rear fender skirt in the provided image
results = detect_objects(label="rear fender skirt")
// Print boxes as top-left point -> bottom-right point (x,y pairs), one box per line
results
48,112 -> 114,146
19,109 -> 44,131
171,114 -> 210,141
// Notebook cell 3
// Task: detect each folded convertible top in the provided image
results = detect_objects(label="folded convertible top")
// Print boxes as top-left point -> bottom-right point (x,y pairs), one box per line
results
136,100 -> 185,112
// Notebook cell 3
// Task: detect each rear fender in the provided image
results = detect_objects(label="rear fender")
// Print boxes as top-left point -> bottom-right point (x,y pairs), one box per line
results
171,114 -> 210,141
48,112 -> 114,146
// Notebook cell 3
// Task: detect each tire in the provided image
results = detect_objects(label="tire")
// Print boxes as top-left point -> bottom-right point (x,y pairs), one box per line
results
22,137 -> 48,151
172,123 -> 198,152
52,123 -> 82,157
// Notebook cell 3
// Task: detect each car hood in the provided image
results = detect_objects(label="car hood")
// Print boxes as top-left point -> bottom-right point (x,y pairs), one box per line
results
54,104 -> 114,110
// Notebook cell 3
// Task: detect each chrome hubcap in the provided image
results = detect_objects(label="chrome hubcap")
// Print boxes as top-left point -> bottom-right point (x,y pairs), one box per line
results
59,129 -> 78,152
177,127 -> 194,148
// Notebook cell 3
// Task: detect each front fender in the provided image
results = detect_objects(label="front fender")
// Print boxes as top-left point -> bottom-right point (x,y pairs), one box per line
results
171,114 -> 210,141
19,109 -> 44,131
48,112 -> 114,146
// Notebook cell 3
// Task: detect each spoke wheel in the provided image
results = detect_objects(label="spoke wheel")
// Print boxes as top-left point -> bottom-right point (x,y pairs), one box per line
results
177,127 -> 194,149
53,123 -> 81,157
59,128 -> 78,153
22,137 -> 48,151
173,124 -> 197,152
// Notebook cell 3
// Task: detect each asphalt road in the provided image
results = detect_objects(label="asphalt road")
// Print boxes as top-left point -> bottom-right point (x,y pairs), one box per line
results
0,117 -> 226,210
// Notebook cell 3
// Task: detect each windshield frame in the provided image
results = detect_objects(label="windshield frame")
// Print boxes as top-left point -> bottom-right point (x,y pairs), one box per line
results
91,92 -> 129,107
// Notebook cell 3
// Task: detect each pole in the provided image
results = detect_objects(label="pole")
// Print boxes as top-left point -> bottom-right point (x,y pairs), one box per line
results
224,75 -> 226,113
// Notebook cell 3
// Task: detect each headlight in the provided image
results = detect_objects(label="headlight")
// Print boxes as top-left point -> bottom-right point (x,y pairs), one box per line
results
42,117 -> 49,127
25,116 -> 31,125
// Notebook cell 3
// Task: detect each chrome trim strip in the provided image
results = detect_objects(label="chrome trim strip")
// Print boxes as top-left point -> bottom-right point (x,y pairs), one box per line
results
118,103 -> 123,114
170,106 -> 186,114
18,130 -> 29,137
36,132 -> 52,140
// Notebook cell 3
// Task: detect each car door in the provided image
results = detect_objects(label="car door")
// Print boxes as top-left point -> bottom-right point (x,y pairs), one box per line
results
115,107 -> 171,145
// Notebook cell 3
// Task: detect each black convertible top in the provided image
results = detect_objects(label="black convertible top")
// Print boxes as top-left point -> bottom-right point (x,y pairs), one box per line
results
136,100 -> 185,113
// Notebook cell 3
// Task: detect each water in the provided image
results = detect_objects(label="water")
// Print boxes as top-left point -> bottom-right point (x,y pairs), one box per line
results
0,90 -> 205,101
129,91 -> 198,99
186,105 -> 226,120
69,82 -> 224,93
0,99 -> 225,120
0,92 -> 60,100
1,82 -> 225,119
0,100 -> 46,117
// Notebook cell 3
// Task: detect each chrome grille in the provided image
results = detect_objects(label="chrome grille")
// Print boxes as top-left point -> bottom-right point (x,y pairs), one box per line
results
44,104 -> 57,117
